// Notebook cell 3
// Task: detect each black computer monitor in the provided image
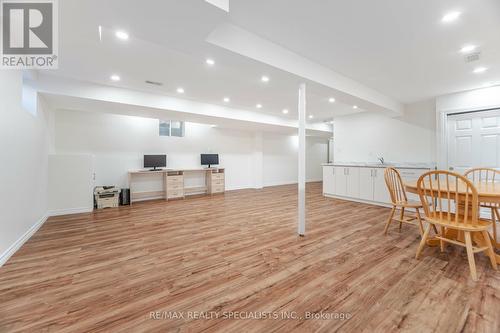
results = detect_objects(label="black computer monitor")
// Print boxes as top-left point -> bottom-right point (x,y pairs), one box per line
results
144,155 -> 167,170
201,154 -> 219,168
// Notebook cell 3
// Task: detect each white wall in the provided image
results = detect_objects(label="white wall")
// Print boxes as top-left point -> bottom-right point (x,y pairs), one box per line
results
48,154 -> 94,215
263,134 -> 299,186
54,110 -> 256,190
0,72 -> 50,266
333,99 -> 436,164
52,109 -> 327,199
436,85 -> 500,113
262,134 -> 327,186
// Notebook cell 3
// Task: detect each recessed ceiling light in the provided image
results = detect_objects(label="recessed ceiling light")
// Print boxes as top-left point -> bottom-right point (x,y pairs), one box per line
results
261,76 -> 270,83
115,30 -> 129,40
256,104 -> 262,109
328,97 -> 336,103
329,120 -> 334,124
473,67 -> 488,74
206,58 -> 215,66
441,11 -> 461,23
176,87 -> 185,93
460,45 -> 477,53
110,74 -> 120,81
353,105 -> 358,109
308,115 -> 314,119
282,109 -> 289,114
211,124 -> 217,128
223,97 -> 230,103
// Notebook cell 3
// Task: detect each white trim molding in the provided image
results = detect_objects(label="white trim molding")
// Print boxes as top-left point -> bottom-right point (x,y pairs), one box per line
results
49,207 -> 93,217
0,214 -> 48,267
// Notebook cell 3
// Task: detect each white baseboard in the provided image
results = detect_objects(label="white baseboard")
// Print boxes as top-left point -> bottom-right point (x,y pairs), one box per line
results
49,207 -> 93,216
264,179 -> 323,188
225,184 -> 253,191
323,193 -> 393,208
0,214 -> 48,267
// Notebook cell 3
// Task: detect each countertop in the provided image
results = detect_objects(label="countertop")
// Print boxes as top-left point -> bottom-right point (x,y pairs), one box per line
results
321,162 -> 435,170
129,167 -> 224,173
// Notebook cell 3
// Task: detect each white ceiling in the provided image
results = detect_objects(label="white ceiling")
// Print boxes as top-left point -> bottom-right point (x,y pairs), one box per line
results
230,0 -> 500,103
48,0 -> 363,123
47,0 -> 500,124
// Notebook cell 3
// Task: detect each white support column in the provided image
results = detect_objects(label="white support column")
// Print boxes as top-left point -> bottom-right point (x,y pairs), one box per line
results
298,83 -> 306,236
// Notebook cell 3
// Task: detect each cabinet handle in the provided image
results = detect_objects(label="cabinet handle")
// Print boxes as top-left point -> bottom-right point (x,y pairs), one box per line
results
374,169 -> 377,177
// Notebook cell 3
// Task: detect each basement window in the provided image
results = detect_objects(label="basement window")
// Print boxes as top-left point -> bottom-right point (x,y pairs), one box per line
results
159,120 -> 185,137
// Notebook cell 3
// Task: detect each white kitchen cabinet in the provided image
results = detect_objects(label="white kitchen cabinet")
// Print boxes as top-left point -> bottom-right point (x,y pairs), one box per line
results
333,166 -> 359,198
359,168 -> 375,201
323,164 -> 431,207
346,167 -> 360,198
322,166 -> 335,195
373,168 -> 391,203
334,167 -> 347,196
358,168 -> 391,204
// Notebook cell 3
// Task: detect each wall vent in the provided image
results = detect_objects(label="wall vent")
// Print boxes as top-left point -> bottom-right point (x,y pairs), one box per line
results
464,52 -> 481,63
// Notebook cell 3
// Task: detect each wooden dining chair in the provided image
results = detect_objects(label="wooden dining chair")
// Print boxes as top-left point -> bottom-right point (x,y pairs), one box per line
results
415,170 -> 497,281
465,168 -> 500,246
383,167 -> 425,235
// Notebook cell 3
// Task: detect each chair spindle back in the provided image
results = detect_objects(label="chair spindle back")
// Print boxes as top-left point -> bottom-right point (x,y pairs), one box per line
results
417,170 -> 479,226
464,168 -> 500,183
384,167 -> 408,204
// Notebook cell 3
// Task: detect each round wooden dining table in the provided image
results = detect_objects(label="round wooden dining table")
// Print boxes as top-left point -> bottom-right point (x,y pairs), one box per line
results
405,180 -> 500,264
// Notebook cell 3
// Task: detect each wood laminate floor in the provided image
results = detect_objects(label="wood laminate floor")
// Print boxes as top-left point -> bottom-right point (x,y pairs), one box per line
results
1,182 -> 499,333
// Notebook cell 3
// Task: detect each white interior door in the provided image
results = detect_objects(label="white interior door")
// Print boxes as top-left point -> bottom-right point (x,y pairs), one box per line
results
447,109 -> 500,174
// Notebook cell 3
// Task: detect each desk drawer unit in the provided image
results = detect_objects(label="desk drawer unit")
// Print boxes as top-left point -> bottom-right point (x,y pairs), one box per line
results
210,172 -> 225,194
167,175 -> 184,185
167,175 -> 184,197
167,189 -> 184,199
211,179 -> 225,187
167,182 -> 183,191
211,173 -> 224,180
211,185 -> 225,194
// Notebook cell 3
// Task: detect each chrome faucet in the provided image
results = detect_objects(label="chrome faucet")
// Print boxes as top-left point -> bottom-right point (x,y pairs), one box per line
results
377,156 -> 385,164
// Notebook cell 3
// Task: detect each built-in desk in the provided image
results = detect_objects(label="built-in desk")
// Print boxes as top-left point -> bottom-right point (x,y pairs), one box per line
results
128,168 -> 225,204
